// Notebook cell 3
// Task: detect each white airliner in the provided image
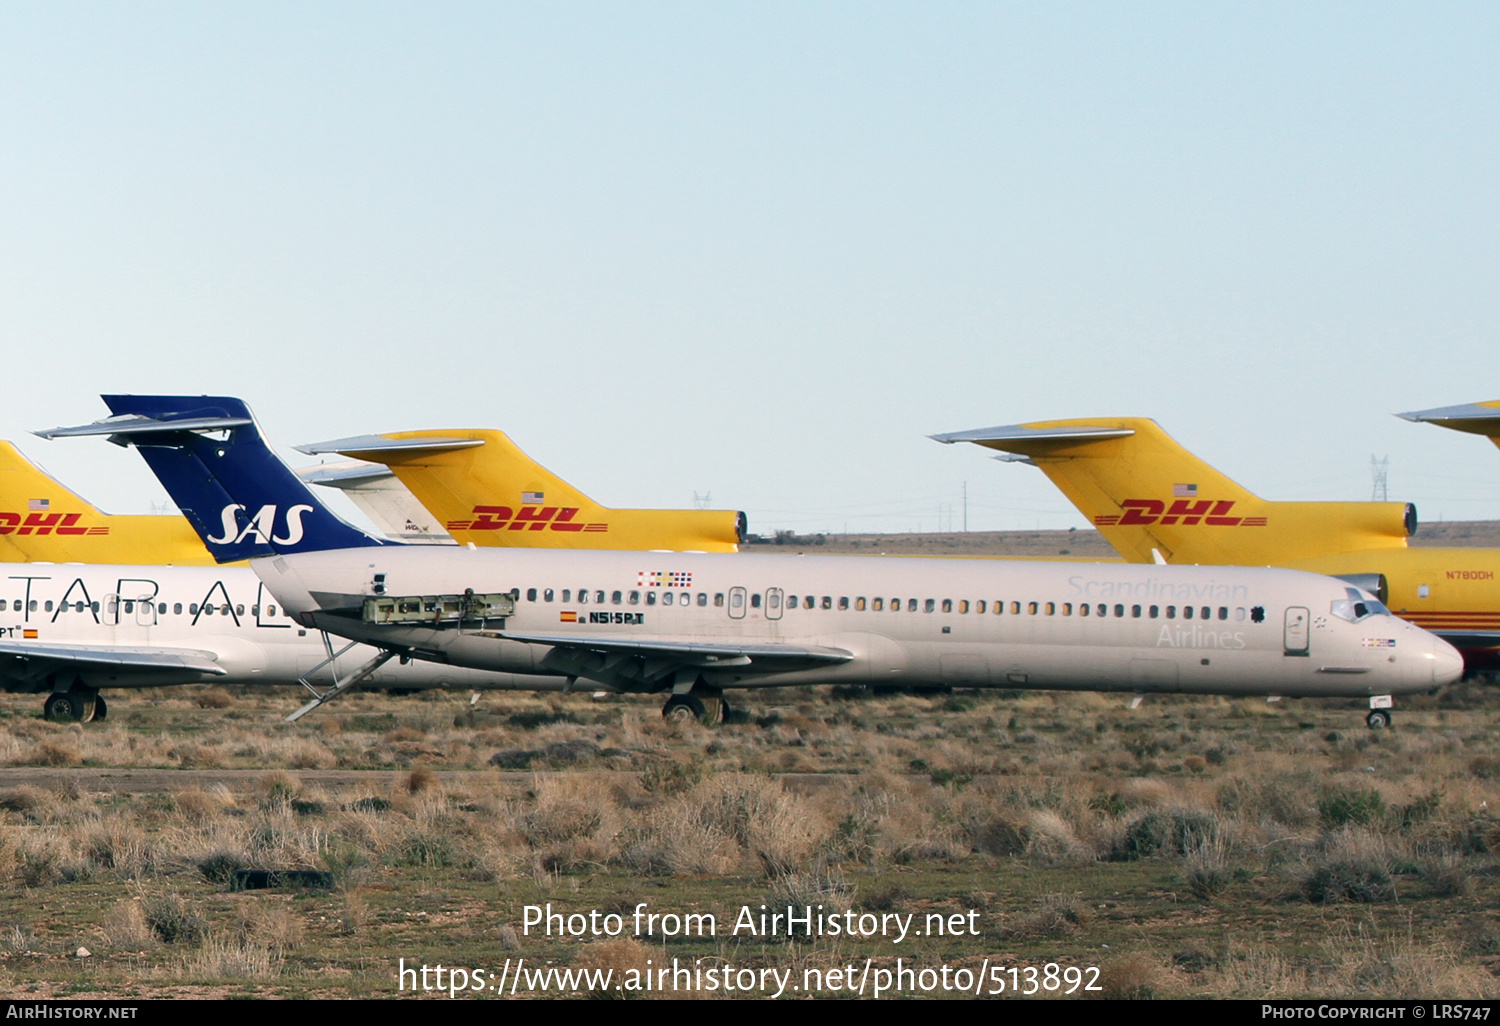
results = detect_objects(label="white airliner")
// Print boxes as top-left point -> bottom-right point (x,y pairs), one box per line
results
256,546 -> 1460,727
39,396 -> 1466,729
0,564 -> 568,722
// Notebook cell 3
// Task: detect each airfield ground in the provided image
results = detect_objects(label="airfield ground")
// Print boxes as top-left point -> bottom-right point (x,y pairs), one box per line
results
0,527 -> 1498,1000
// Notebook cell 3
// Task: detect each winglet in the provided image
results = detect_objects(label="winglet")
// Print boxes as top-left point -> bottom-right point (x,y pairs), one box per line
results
1396,402 -> 1500,438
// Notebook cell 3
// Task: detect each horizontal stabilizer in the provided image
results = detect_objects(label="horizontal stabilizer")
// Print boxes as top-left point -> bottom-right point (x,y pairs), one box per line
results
1396,402 -> 1500,438
35,414 -> 253,442
931,424 -> 1136,449
294,434 -> 485,457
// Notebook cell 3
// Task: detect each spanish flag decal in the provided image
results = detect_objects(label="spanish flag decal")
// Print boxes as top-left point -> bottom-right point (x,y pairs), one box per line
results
22,629 -> 37,639
560,611 -> 577,623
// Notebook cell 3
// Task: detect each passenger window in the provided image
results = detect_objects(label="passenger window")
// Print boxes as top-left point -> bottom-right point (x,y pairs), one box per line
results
526,588 -> 537,602
732,592 -> 744,609
787,595 -> 797,608
976,600 -> 985,614
158,603 -> 166,614
1218,607 -> 1228,621
629,591 -> 640,605
1183,605 -> 1193,619
544,588 -> 554,602
715,593 -> 725,607
770,593 -> 781,610
907,599 -> 918,612
223,605 -> 232,615
1149,605 -> 1158,618
236,605 -> 244,616
10,600 -> 18,612
1114,604 -> 1124,618
922,599 -> 934,613
1250,606 -> 1265,622
697,593 -> 708,607
189,604 -> 197,615
1062,603 -> 1072,615
873,598 -> 883,611
268,605 -> 276,617
752,594 -> 763,609
1027,602 -> 1037,615
1010,601 -> 1021,615
1200,606 -> 1210,620
649,592 -> 660,606
1166,605 -> 1176,618
805,596 -> 815,610
856,597 -> 866,611
1235,607 -> 1246,621
941,599 -> 952,613
93,601 -> 101,614
1079,603 -> 1089,617
821,596 -> 832,610
1045,602 -> 1055,615
836,597 -> 847,610
958,600 -> 968,614
578,590 -> 589,604
562,589 -> 571,602
45,601 -> 54,613
1129,605 -> 1139,618
611,591 -> 622,605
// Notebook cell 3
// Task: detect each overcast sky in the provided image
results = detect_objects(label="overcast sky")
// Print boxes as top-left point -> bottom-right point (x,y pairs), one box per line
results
3,3 -> 1499,537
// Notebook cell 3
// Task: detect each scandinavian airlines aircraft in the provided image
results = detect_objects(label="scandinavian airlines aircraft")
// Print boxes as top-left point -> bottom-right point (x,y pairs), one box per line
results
932,417 -> 1500,675
43,396 -> 1465,729
293,429 -> 746,552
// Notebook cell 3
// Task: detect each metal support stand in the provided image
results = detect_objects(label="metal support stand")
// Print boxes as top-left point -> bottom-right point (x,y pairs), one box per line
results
286,642 -> 398,722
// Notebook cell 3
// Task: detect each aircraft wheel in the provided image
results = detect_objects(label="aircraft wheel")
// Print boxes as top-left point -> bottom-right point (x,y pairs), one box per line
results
1366,709 -> 1392,730
43,691 -> 95,722
662,694 -> 707,723
93,695 -> 108,722
719,697 -> 733,723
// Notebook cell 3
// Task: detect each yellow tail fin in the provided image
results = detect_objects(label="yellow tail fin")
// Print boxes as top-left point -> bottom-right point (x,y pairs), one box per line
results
0,441 -> 217,565
933,418 -> 1413,564
295,430 -> 745,552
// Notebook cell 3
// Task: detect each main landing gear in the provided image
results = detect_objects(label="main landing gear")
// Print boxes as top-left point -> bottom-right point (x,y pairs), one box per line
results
43,684 -> 101,723
661,690 -> 731,725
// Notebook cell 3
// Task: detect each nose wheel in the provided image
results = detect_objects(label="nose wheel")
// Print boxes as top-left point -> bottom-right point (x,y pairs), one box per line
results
1366,709 -> 1392,730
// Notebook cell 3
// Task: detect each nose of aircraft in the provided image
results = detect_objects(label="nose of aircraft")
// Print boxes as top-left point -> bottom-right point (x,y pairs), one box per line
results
1428,635 -> 1465,687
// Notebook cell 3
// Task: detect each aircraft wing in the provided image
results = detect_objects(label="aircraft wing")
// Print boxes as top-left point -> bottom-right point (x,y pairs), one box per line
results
495,631 -> 852,690
0,641 -> 228,677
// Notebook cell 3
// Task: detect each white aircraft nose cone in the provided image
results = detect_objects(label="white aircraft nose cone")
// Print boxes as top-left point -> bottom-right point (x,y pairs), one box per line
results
1431,637 -> 1465,686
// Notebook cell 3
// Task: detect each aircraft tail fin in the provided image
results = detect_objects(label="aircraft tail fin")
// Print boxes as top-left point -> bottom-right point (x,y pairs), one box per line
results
36,396 -> 384,563
296,460 -> 455,544
933,417 -> 1413,564
296,429 -> 746,552
0,441 -> 217,564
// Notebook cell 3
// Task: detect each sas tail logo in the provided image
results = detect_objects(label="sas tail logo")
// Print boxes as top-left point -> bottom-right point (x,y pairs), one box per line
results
0,512 -> 108,536
1094,499 -> 1268,528
206,504 -> 315,546
446,505 -> 608,533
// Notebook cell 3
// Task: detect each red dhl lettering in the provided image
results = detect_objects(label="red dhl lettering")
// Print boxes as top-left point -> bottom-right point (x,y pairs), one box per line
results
1445,570 -> 1496,581
446,506 -> 606,534
0,512 -> 100,536
1095,500 -> 1260,528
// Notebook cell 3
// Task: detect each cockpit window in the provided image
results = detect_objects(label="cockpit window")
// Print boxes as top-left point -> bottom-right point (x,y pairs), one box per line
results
1331,587 -> 1391,623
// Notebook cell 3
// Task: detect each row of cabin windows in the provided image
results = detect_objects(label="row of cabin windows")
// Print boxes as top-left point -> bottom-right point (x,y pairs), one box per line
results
7,599 -> 277,617
781,597 -> 1256,621
515,587 -> 1261,624
524,588 -> 717,607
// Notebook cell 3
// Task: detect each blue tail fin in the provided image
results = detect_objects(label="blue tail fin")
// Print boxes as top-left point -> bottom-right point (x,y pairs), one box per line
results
39,396 -> 384,563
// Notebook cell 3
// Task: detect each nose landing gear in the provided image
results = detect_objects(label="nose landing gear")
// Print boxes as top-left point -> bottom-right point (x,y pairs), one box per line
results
1366,708 -> 1392,730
